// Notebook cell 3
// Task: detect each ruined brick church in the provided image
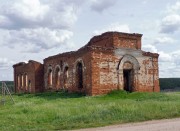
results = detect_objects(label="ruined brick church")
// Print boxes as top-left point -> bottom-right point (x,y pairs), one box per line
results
13,32 -> 160,95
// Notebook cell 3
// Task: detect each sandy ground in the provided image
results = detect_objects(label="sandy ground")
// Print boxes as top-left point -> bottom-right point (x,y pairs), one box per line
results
74,118 -> 180,131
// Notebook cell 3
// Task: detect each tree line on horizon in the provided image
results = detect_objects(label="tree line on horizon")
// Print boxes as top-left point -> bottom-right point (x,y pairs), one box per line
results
159,78 -> 180,91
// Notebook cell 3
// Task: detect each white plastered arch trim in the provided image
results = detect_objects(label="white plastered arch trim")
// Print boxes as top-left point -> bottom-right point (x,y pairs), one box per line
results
63,62 -> 69,72
73,58 -> 85,73
118,54 -> 140,71
17,75 -> 20,87
117,54 -> 140,90
54,65 -> 61,76
46,66 -> 53,86
46,66 -> 53,81
47,66 -> 53,74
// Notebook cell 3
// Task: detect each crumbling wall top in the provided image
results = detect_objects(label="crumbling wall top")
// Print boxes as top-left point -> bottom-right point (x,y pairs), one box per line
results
13,60 -> 42,68
86,31 -> 143,49
142,51 -> 159,58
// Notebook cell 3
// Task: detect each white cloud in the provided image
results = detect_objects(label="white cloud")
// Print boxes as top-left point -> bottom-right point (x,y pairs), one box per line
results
160,1 -> 180,33
154,36 -> 174,44
159,67 -> 180,78
0,0 -> 80,29
143,44 -> 177,63
142,44 -> 158,53
167,1 -> 180,14
158,49 -> 180,77
0,0 -> 84,53
158,51 -> 172,62
159,50 -> 180,65
0,15 -> 12,27
156,50 -> 180,77
171,50 -> 180,66
0,28 -> 73,53
160,14 -> 180,33
90,0 -> 117,13
155,1 -> 180,77
0,58 -> 14,69
93,23 -> 130,35
11,0 -> 49,20
142,0 -> 149,4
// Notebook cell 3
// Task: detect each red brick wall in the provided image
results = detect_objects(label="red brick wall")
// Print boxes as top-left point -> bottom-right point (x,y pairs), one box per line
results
43,48 -> 92,95
88,32 -> 142,50
34,62 -> 44,92
91,49 -> 119,95
90,47 -> 160,95
13,61 -> 43,93
113,32 -> 142,49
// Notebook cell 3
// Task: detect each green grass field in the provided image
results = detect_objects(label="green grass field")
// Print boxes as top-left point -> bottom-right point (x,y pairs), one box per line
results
0,90 -> 180,131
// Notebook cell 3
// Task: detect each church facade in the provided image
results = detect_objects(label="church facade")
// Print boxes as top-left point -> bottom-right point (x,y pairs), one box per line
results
13,32 -> 160,95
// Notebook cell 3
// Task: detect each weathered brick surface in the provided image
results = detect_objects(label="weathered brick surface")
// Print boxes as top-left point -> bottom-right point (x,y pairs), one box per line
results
43,49 -> 92,95
13,60 -> 43,93
13,32 -> 160,95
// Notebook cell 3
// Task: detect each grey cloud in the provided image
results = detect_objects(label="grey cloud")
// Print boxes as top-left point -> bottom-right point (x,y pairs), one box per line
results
171,52 -> 180,66
153,36 -> 174,45
159,3 -> 180,34
0,0 -> 80,52
0,0 -> 83,30
160,24 -> 180,34
158,51 -> 172,62
0,28 -> 73,53
159,68 -> 180,78
142,44 -> 158,53
0,58 -> 14,69
90,0 -> 117,13
158,50 -> 180,77
93,23 -> 130,35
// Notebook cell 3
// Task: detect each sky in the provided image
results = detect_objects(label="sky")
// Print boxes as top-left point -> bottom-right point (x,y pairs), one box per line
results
0,0 -> 180,80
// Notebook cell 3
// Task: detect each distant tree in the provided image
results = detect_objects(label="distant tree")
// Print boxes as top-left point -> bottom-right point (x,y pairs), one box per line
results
159,78 -> 180,90
0,81 -> 14,93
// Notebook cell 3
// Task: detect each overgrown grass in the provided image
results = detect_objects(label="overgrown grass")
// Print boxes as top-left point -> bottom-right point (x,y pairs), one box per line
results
0,90 -> 180,131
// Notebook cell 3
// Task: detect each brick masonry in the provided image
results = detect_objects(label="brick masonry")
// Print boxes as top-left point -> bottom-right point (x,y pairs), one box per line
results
13,32 -> 160,95
13,60 -> 44,93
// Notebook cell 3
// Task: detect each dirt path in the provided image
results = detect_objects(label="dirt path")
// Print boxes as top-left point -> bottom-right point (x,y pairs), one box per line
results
75,118 -> 180,131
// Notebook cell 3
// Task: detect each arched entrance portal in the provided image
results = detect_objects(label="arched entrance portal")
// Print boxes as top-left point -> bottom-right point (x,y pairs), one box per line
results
76,62 -> 83,89
123,62 -> 133,92
117,55 -> 140,92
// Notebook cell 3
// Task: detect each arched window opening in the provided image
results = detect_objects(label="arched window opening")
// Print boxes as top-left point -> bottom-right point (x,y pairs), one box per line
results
48,69 -> 53,86
28,80 -> 31,92
17,75 -> 20,89
21,74 -> 24,88
55,67 -> 60,88
25,74 -> 28,90
76,62 -> 83,89
60,60 -> 63,70
63,66 -> 69,88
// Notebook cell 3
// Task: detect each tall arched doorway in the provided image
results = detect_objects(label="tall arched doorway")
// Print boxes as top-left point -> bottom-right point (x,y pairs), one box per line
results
21,74 -> 23,88
17,75 -> 20,89
123,62 -> 133,92
55,66 -> 60,88
117,55 -> 140,92
25,73 -> 28,91
48,69 -> 53,87
76,62 -> 83,89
